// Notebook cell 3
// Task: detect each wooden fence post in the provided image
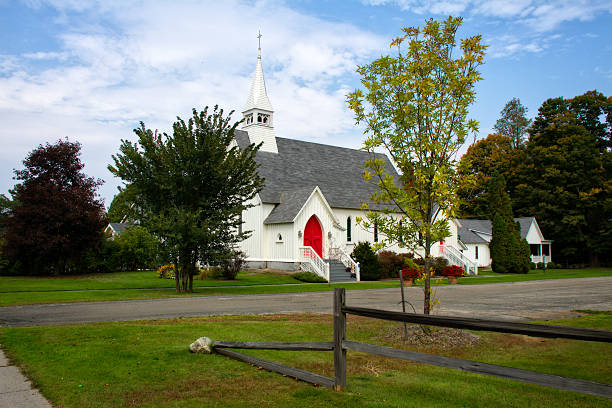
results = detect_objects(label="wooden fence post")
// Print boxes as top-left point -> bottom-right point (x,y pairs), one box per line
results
333,287 -> 347,390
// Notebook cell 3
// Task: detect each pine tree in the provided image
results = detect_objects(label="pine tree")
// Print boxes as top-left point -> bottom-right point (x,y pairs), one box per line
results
488,173 -> 529,274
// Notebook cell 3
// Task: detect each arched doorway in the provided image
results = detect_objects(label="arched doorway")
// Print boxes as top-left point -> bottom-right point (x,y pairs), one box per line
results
303,215 -> 323,258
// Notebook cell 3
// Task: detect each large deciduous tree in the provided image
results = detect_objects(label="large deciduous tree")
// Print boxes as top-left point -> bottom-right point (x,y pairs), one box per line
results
347,17 -> 486,314
3,139 -> 107,275
109,106 -> 264,293
513,91 -> 611,266
456,133 -> 522,218
494,97 -> 531,149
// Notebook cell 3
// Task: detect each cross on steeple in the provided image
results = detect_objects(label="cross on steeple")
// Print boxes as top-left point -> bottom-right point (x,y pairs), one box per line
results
257,30 -> 262,51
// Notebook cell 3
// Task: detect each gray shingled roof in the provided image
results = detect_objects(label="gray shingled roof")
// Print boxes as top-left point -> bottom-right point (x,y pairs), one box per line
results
235,131 -> 400,219
108,222 -> 135,235
263,187 -> 315,224
457,217 -> 535,244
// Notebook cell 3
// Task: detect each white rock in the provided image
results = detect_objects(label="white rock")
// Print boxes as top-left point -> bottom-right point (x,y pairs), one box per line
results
189,337 -> 213,354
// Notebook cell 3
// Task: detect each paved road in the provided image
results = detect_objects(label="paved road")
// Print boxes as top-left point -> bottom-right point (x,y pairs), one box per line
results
1,277 -> 610,326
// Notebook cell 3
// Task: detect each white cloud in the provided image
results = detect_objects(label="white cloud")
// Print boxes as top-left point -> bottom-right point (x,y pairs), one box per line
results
361,0 -> 612,31
0,0 -> 387,204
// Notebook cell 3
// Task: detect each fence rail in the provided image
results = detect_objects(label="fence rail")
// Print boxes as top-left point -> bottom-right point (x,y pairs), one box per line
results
212,288 -> 612,398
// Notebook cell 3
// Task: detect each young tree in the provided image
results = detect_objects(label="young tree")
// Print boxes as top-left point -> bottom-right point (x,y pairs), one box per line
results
3,139 -> 107,275
347,17 -> 486,314
487,174 -> 530,274
109,106 -> 264,293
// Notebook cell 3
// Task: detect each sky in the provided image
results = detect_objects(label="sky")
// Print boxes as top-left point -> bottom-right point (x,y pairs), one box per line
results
1,0 -> 611,207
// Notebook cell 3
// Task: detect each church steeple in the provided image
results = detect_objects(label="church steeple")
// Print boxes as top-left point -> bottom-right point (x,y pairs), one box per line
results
242,31 -> 277,153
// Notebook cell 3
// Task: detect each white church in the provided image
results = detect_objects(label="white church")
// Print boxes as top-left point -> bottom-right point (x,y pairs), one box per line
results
232,44 -> 478,282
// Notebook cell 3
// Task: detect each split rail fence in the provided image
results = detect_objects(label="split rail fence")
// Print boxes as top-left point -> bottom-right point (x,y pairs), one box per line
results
213,288 -> 612,398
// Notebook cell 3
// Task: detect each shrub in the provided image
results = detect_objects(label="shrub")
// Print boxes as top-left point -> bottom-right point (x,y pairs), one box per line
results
530,262 -> 537,270
220,250 -> 246,280
400,268 -> 422,280
157,264 -> 175,279
293,271 -> 327,283
536,262 -> 546,270
378,251 -> 405,279
351,241 -> 382,281
547,261 -> 561,269
442,265 -> 465,277
404,257 -> 419,270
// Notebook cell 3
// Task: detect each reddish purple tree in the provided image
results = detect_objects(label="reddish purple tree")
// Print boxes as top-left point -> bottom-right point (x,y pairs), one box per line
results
4,139 -> 107,275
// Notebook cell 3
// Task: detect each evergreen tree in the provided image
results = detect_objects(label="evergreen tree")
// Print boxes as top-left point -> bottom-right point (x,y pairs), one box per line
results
494,97 -> 532,149
514,91 -> 611,266
488,174 -> 529,274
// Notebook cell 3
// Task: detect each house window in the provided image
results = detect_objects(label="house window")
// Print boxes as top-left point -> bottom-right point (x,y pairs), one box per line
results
374,221 -> 378,243
346,216 -> 352,242
475,246 -> 479,260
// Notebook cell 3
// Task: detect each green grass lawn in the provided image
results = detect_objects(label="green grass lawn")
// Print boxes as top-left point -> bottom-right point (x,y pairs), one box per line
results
0,312 -> 610,407
0,268 -> 610,307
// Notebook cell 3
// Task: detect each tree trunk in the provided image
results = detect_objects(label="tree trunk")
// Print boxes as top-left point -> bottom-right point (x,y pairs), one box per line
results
423,251 -> 431,315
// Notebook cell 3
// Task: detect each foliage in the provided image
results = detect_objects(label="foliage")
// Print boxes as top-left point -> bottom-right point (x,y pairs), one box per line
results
442,265 -> 465,277
378,251 -> 411,279
293,271 -> 327,283
400,268 -> 422,280
103,226 -> 159,271
488,174 -> 530,274
220,250 -> 246,280
107,185 -> 137,223
3,139 -> 107,275
109,107 -> 264,292
494,97 -> 532,149
404,257 -> 419,270
346,17 -> 486,313
157,264 -> 175,279
414,256 -> 448,275
351,241 -> 382,281
513,90 -> 611,266
456,134 -> 523,218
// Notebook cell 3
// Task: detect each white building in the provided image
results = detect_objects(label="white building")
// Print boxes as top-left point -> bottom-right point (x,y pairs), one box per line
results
234,44 -> 477,281
455,217 -> 552,268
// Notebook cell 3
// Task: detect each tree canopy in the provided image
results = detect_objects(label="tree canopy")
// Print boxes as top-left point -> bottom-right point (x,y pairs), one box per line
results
3,139 -> 107,275
109,106 -> 264,292
494,97 -> 531,149
513,91 -> 611,266
347,16 -> 486,313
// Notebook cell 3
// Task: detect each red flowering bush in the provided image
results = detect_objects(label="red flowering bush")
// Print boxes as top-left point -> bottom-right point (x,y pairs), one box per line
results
442,265 -> 464,277
400,268 -> 422,280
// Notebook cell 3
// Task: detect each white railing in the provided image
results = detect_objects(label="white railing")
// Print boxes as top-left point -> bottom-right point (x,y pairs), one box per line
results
441,245 -> 478,275
328,246 -> 360,282
299,246 -> 330,281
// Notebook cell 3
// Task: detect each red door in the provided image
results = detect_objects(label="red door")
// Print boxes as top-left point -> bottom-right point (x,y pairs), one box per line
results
304,215 -> 323,258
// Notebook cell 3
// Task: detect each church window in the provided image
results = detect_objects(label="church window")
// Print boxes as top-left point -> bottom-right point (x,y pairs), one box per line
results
245,114 -> 253,125
374,221 -> 378,243
346,216 -> 352,242
257,115 -> 262,123
475,246 -> 479,259
257,113 -> 270,125
277,233 -> 283,242
399,220 -> 403,244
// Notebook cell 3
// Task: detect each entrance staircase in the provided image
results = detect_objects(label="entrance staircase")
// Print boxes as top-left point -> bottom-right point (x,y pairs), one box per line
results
327,260 -> 356,283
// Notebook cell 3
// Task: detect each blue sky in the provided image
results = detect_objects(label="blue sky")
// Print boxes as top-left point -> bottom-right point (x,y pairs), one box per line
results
1,0 -> 611,206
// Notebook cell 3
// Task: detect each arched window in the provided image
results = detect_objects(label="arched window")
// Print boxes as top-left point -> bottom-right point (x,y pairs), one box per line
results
346,216 -> 352,242
277,233 -> 283,241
